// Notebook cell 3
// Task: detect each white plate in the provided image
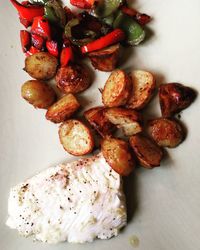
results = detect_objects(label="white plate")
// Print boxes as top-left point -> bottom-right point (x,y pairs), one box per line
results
1,0 -> 200,249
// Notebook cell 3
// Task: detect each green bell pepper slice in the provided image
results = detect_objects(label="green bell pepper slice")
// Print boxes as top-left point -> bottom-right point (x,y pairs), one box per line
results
95,0 -> 123,18
113,11 -> 145,46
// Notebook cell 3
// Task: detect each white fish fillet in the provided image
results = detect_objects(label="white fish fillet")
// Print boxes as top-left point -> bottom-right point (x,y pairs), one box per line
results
6,153 -> 127,243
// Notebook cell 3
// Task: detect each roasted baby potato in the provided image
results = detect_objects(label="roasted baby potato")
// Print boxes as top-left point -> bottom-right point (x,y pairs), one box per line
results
46,94 -> 80,123
101,136 -> 135,176
21,80 -> 56,109
59,120 -> 94,156
88,44 -> 120,72
105,107 -> 142,136
84,107 -> 115,137
126,70 -> 156,110
147,118 -> 184,148
25,52 -> 58,80
129,134 -> 163,169
56,64 -> 91,94
159,83 -> 197,117
102,69 -> 132,107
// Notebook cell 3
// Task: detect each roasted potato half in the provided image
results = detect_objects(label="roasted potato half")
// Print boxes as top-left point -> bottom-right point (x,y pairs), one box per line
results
25,52 -> 58,80
105,107 -> 142,136
102,69 -> 132,107
147,118 -> 184,148
84,107 -> 115,137
46,94 -> 80,123
159,83 -> 197,117
56,64 -> 91,94
88,44 -> 120,72
126,70 -> 156,110
129,134 -> 163,169
21,80 -> 56,109
59,120 -> 94,156
101,136 -> 135,176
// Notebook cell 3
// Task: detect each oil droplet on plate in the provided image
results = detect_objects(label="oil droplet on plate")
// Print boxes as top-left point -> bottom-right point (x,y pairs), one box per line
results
129,235 -> 140,248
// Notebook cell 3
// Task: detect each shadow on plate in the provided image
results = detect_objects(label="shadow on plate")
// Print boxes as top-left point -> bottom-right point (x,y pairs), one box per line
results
123,172 -> 139,223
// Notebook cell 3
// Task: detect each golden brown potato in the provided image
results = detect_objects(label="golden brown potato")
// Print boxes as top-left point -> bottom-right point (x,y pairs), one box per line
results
105,107 -> 142,136
46,94 -> 80,123
88,44 -> 120,72
56,64 -> 91,94
84,106 -> 115,137
126,70 -> 156,110
147,118 -> 184,148
102,69 -> 132,107
101,136 -> 135,176
129,134 -> 163,169
25,52 -> 58,80
59,120 -> 94,156
159,83 -> 197,117
21,80 -> 56,109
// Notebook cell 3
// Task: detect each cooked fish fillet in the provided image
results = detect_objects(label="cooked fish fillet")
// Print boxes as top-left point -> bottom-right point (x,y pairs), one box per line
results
6,153 -> 127,244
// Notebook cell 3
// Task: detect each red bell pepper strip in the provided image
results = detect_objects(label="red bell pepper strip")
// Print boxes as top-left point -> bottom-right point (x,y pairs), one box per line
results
46,40 -> 59,57
31,16 -> 51,40
81,29 -> 125,54
19,17 -> 31,28
20,30 -> 31,52
31,34 -> 44,50
70,0 -> 95,9
60,47 -> 74,67
121,6 -> 151,26
25,46 -> 41,56
10,0 -> 44,24
136,13 -> 151,26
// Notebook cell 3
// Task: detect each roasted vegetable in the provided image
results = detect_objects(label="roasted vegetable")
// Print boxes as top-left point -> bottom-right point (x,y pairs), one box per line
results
21,80 -> 56,109
31,34 -> 44,50
129,134 -> 163,169
81,29 -> 125,53
147,118 -> 184,148
101,136 -> 135,176
102,69 -> 132,107
105,107 -> 142,136
94,0 -> 123,18
31,16 -> 51,40
20,30 -> 31,52
159,83 -> 197,117
10,0 -> 44,28
45,0 -> 66,27
113,11 -> 145,46
70,0 -> 95,9
84,107 -> 115,137
120,6 -> 151,26
59,120 -> 94,156
56,64 -> 91,94
126,70 -> 156,110
88,44 -> 120,72
25,52 -> 58,80
46,94 -> 80,123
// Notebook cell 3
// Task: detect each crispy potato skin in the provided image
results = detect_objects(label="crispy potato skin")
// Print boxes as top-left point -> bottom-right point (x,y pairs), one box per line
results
105,107 -> 142,136
59,120 -> 94,156
21,80 -> 56,109
88,44 -> 120,72
147,118 -> 184,148
46,94 -> 80,123
101,136 -> 135,176
159,83 -> 197,117
25,52 -> 58,80
102,69 -> 132,107
126,70 -> 156,110
56,64 -> 91,94
129,134 -> 163,169
84,107 -> 115,137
